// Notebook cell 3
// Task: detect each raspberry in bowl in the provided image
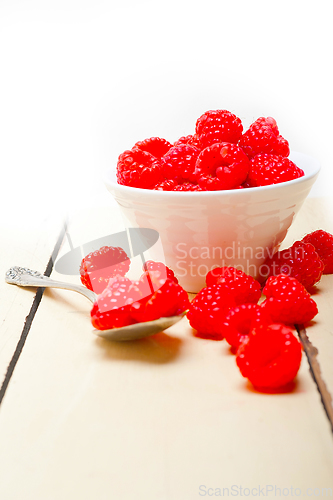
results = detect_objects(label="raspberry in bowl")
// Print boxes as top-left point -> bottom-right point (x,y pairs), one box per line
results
105,111 -> 321,292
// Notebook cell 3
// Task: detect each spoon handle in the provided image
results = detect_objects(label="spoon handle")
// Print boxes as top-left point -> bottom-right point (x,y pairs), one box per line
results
5,266 -> 97,303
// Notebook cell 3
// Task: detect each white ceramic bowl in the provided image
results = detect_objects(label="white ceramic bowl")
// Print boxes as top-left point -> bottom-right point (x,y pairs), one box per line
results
105,152 -> 320,292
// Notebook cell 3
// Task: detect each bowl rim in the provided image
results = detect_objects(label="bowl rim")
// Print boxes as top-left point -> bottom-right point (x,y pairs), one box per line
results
104,151 -> 321,198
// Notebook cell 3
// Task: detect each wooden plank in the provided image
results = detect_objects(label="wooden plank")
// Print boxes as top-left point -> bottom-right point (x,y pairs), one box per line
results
0,217 -> 64,396
0,197 -> 332,500
281,196 -> 333,412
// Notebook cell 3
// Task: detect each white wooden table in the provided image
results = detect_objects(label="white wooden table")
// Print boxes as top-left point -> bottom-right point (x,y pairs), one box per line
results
0,196 -> 332,500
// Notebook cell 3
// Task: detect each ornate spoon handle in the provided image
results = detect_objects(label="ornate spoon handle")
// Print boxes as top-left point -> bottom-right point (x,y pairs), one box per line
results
5,266 -> 97,303
5,266 -> 188,341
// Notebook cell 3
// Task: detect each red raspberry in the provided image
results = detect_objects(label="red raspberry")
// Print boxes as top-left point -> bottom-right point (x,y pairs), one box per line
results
173,134 -> 202,150
135,268 -> 180,305
261,274 -> 318,324
134,269 -> 163,302
90,277 -> 141,330
117,147 -> 164,188
247,154 -> 304,187
80,246 -> 130,294
241,179 -> 252,189
173,182 -> 204,191
260,240 -> 324,290
302,230 -> 333,274
133,137 -> 172,159
161,144 -> 200,183
142,260 -> 178,284
194,143 -> 250,191
206,266 -> 261,304
195,109 -> 243,149
236,323 -> 302,389
238,117 -> 290,158
187,284 -> 236,340
153,179 -> 177,191
222,303 -> 268,351
130,272 -> 189,323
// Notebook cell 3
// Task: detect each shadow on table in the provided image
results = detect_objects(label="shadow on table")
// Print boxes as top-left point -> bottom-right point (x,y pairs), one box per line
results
242,379 -> 300,395
94,332 -> 183,364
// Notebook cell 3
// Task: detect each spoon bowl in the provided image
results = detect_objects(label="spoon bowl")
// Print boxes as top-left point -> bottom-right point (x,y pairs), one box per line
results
5,266 -> 188,341
94,311 -> 187,341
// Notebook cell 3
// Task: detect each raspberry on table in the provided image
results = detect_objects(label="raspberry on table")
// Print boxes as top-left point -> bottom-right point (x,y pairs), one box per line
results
90,277 -> 141,330
117,147 -> 164,188
194,143 -> 250,190
238,117 -> 290,158
153,179 -> 177,191
187,284 -> 236,340
260,240 -> 324,290
195,109 -> 243,149
222,303 -> 268,351
80,246 -> 130,294
247,154 -> 304,187
236,323 -> 302,389
161,144 -> 200,183
134,137 -> 173,159
142,260 -> 179,283
261,274 -> 318,325
302,230 -> 333,274
206,266 -> 261,305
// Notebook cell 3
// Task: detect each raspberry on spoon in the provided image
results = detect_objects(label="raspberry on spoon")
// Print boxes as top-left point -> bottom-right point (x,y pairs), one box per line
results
131,276 -> 189,323
91,270 -> 189,330
80,246 -> 130,294
142,260 -> 178,283
90,277 -> 141,330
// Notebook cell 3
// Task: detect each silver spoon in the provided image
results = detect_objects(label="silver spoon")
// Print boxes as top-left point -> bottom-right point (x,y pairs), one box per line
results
5,266 -> 188,341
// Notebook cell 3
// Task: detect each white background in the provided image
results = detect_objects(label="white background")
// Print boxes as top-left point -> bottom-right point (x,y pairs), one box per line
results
1,0 -> 332,231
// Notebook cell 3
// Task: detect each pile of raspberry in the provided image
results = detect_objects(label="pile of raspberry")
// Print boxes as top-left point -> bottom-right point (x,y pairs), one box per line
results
79,247 -> 189,330
187,229 -> 333,391
79,230 -> 333,391
116,110 -> 304,191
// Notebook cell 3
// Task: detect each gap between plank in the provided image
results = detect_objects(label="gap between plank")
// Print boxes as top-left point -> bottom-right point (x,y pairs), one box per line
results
0,221 -> 67,407
296,324 -> 333,434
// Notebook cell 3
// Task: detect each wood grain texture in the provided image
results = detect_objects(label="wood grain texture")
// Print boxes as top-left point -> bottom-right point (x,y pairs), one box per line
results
0,217 -> 64,393
283,196 -> 333,414
0,198 -> 332,500
296,325 -> 333,432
